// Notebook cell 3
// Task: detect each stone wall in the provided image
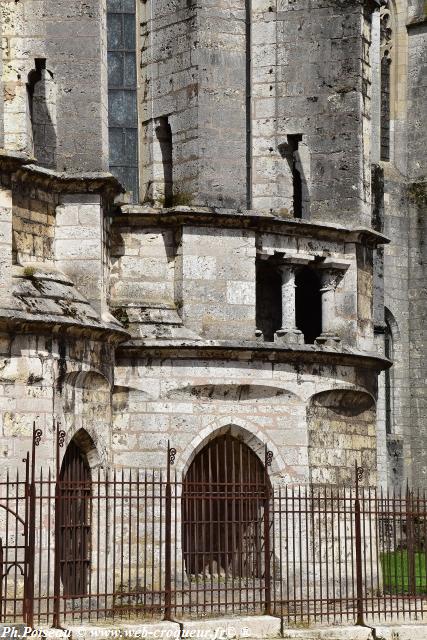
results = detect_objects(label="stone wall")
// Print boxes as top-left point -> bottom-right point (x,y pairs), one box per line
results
178,227 -> 256,340
0,329 -> 115,471
308,389 -> 377,487
1,0 -> 108,172
12,187 -> 57,264
251,0 -> 375,224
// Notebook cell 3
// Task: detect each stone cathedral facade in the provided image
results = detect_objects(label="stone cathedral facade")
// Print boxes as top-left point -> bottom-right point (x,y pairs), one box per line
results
0,0 -> 425,490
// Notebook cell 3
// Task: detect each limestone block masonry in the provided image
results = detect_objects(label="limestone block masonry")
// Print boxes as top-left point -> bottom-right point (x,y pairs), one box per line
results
0,0 -> 425,629
0,0 -> 425,494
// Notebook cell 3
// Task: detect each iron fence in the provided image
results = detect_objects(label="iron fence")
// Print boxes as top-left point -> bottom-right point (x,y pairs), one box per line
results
0,426 -> 427,628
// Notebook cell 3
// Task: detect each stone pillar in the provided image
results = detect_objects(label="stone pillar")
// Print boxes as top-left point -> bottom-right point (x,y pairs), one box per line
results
55,194 -> 105,317
316,270 -> 341,346
274,265 -> 304,345
0,185 -> 17,310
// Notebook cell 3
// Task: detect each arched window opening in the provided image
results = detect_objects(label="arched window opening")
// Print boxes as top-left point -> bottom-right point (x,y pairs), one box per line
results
295,267 -> 322,344
155,116 -> 173,206
58,436 -> 92,597
182,434 -> 268,579
384,317 -> 394,435
27,59 -> 57,168
256,261 -> 282,341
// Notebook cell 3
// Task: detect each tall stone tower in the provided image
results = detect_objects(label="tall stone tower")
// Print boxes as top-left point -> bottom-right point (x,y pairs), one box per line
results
0,0 -> 425,490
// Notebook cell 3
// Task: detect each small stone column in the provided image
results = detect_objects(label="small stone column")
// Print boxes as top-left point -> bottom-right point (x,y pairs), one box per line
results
275,264 -> 304,345
316,269 -> 341,346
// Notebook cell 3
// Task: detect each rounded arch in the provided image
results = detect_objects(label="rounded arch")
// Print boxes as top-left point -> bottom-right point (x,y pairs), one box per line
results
180,417 -> 287,480
385,307 -> 400,343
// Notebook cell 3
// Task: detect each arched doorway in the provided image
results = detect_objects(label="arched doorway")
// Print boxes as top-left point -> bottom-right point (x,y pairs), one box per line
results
182,434 -> 268,579
58,437 -> 92,597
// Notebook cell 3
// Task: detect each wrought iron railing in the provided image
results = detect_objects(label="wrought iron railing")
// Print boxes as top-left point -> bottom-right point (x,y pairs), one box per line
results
0,426 -> 426,628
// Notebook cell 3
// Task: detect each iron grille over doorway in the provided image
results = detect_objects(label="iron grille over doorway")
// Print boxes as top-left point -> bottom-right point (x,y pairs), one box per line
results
182,434 -> 268,579
58,439 -> 92,597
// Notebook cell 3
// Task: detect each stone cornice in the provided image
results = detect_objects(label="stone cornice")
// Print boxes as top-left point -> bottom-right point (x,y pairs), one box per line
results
0,149 -> 32,173
0,309 -> 129,344
113,207 -> 390,248
14,164 -> 123,197
117,339 -> 391,371
0,151 -> 123,197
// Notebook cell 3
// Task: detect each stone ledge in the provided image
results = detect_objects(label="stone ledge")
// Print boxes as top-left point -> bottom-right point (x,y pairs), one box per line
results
117,339 -> 391,372
114,208 -> 389,248
181,615 -> 281,638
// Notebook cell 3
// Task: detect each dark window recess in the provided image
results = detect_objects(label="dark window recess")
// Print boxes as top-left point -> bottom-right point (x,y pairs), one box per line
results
380,55 -> 391,162
385,319 -> 393,435
256,261 -> 282,341
27,59 -> 56,168
155,117 -> 173,206
371,163 -> 385,232
107,0 -> 138,201
58,438 -> 92,597
288,134 -> 303,219
182,434 -> 267,578
295,267 -> 322,344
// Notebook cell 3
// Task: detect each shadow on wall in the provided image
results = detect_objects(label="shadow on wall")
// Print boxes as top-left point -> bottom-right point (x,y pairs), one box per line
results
27,59 -> 57,169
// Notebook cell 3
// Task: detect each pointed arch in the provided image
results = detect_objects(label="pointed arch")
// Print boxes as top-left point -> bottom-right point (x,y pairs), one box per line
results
182,433 -> 268,578
180,417 -> 288,480
58,431 -> 94,597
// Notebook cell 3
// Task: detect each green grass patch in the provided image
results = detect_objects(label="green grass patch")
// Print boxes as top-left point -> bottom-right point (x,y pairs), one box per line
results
381,550 -> 427,594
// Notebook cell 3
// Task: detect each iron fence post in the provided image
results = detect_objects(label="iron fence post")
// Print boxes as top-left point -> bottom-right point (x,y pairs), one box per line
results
406,485 -> 416,595
53,424 -> 65,629
0,538 -> 3,623
354,463 -> 365,626
164,442 -> 176,621
24,423 -> 42,629
264,448 -> 273,616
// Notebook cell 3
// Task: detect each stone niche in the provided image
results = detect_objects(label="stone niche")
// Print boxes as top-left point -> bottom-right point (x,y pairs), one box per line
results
307,389 -> 377,487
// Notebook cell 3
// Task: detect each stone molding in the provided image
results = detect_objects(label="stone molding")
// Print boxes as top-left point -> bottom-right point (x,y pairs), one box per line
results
117,339 -> 391,371
0,151 -> 123,197
114,207 -> 389,247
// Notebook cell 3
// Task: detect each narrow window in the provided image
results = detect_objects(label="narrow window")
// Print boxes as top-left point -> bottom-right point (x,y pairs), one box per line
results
107,0 -> 139,200
256,261 -> 282,341
27,59 -> 56,168
295,267 -> 322,344
155,116 -> 173,206
384,318 -> 394,435
288,134 -> 303,218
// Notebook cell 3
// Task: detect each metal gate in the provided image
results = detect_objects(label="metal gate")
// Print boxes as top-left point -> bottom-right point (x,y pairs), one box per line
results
182,434 -> 269,579
58,439 -> 92,597
0,426 -> 41,626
